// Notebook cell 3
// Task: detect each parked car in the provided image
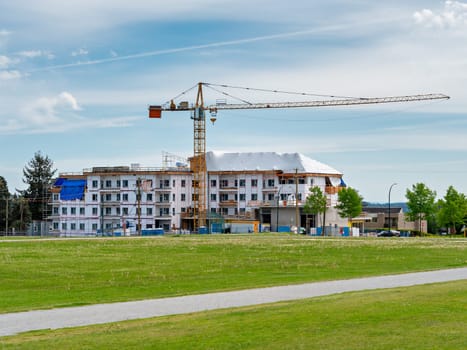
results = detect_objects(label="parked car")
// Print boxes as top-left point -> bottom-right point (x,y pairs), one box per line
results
377,230 -> 400,237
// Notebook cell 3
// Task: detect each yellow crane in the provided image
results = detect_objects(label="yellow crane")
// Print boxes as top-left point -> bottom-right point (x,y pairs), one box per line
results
148,82 -> 449,232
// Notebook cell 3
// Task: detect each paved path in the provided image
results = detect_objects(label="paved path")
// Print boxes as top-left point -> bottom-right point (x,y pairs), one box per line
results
1,267 -> 466,337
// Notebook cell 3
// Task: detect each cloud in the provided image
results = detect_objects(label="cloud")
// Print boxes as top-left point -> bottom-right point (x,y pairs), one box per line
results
71,48 -> 89,57
0,55 -> 12,68
18,50 -> 55,59
0,70 -> 22,80
0,91 -> 140,134
414,1 -> 467,29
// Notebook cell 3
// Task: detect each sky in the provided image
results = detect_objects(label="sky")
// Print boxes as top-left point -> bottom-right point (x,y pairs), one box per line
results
0,0 -> 466,202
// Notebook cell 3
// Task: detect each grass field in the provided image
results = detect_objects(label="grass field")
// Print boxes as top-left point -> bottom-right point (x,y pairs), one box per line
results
0,234 -> 465,314
1,281 -> 465,349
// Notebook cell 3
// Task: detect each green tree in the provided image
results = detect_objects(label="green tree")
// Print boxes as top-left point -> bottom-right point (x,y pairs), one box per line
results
0,176 -> 10,233
335,187 -> 363,227
303,186 -> 327,234
21,151 -> 57,221
437,186 -> 467,235
405,183 -> 436,235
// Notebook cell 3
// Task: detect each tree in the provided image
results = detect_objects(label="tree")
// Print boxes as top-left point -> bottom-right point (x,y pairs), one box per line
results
0,176 -> 10,233
21,151 -> 57,221
303,186 -> 327,234
9,194 -> 32,233
405,183 -> 436,235
437,186 -> 467,235
335,187 -> 363,227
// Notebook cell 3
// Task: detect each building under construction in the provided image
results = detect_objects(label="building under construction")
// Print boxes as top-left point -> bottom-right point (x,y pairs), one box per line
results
48,151 -> 347,235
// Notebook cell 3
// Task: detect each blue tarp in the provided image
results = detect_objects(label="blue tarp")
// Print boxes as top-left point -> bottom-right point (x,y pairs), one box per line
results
60,179 -> 86,200
54,178 -> 66,186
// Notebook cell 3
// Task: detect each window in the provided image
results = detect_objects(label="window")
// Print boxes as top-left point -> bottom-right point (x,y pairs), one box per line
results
80,207 -> 85,215
299,178 -> 305,184
211,208 -> 217,213
53,222 -> 59,230
117,180 -> 121,187
147,207 -> 153,215
234,179 -> 238,187
251,193 -> 258,201
240,208 -> 246,214
268,193 -> 274,201
164,179 -> 170,187
220,179 -> 228,188
251,179 -> 258,187
105,207 -> 111,215
105,194 -> 111,201
92,223 -> 98,231
220,194 -> 228,201
268,179 -> 275,187
122,180 -> 128,188
239,193 -> 246,201
92,180 -> 98,188
172,208 -> 175,215
221,208 -> 228,215
239,179 -> 245,187
123,207 -> 129,215
147,193 -> 153,201
71,223 -> 76,230
310,178 -> 314,186
53,194 -> 59,201
173,179 -> 176,187
105,223 -> 112,229
80,223 -> 85,230
146,224 -> 153,229
163,193 -> 170,201
181,179 -> 186,187
116,193 -> 121,201
92,207 -> 98,215
181,193 -> 186,201
71,207 -> 76,215
62,207 -> 67,215
53,207 -> 59,215
181,207 -> 186,213
123,193 -> 128,201
92,194 -> 98,201
210,193 -> 216,201
116,207 -> 121,215
105,180 -> 112,188
211,179 -> 217,187
62,223 -> 67,230
172,193 -> 175,201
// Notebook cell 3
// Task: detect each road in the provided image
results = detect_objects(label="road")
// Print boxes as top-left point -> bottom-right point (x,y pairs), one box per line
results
1,267 -> 466,337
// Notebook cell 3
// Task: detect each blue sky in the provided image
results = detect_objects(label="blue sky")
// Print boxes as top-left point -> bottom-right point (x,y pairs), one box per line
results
0,0 -> 466,202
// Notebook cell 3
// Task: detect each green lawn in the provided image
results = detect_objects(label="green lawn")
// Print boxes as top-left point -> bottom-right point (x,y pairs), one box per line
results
0,234 -> 465,313
1,281 -> 466,349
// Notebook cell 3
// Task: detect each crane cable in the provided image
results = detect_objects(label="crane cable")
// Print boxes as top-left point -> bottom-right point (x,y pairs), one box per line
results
203,82 -> 364,100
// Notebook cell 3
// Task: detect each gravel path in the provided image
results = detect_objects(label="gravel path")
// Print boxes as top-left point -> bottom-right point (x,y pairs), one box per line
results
1,267 -> 466,337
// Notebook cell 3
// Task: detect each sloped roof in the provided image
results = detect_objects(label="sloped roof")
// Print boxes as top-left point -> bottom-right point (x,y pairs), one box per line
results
205,151 -> 342,175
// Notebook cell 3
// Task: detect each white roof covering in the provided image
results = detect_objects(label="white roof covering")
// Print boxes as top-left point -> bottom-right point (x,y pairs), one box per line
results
206,151 -> 342,175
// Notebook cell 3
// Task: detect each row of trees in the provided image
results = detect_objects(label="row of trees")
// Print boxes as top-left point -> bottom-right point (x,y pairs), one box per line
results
1,152 -> 56,234
304,183 -> 467,235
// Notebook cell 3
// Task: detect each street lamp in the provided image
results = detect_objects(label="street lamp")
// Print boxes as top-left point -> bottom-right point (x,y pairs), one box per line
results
388,183 -> 397,232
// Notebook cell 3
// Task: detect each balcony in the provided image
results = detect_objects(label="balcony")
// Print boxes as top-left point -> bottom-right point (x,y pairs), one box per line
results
155,186 -> 171,192
325,186 -> 341,195
219,200 -> 238,207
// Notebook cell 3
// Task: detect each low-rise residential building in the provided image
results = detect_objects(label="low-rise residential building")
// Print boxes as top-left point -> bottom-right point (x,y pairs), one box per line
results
361,206 -> 428,233
48,151 -> 348,235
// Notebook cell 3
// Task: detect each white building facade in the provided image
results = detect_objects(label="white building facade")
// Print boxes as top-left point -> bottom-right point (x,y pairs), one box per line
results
49,152 -> 347,235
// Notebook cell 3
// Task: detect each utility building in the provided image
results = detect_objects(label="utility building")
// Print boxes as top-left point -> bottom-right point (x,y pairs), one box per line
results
48,152 -> 347,235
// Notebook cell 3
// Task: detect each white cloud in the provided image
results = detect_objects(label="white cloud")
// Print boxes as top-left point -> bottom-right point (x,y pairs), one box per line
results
71,48 -> 89,57
0,70 -> 22,80
0,55 -> 12,68
414,1 -> 467,29
18,50 -> 55,59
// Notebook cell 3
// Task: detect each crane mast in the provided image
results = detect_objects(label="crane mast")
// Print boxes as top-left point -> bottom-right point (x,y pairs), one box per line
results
148,82 -> 449,233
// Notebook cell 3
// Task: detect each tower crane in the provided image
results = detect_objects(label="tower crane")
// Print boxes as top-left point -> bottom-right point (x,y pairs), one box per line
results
148,82 -> 449,232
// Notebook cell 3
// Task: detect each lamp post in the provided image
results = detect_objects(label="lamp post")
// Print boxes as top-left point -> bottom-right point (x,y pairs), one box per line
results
388,183 -> 397,232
